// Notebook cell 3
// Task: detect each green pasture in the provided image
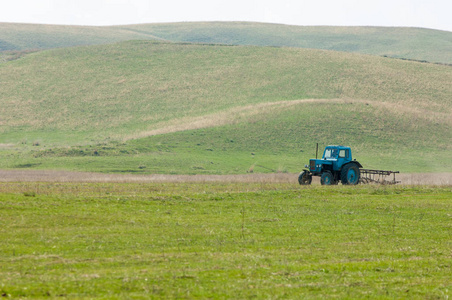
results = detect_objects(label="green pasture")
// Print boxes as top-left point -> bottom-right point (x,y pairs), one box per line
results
0,183 -> 451,298
1,101 -> 450,174
0,39 -> 451,175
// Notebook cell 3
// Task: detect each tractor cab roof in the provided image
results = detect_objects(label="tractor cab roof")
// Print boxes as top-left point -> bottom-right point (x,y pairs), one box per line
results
326,145 -> 350,149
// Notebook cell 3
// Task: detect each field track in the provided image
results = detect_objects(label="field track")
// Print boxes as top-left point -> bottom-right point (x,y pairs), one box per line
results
124,98 -> 452,141
0,170 -> 450,185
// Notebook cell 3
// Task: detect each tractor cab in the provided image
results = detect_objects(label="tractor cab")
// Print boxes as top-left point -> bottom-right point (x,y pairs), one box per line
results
323,146 -> 351,160
323,146 -> 352,171
309,145 -> 353,174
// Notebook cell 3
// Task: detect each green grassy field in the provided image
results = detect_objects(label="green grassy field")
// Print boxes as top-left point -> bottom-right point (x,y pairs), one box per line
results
1,21 -> 451,300
2,22 -> 452,64
0,41 -> 450,173
0,182 -> 450,298
3,101 -> 451,174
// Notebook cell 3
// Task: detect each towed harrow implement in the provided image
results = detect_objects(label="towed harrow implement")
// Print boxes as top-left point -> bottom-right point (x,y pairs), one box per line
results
359,169 -> 400,185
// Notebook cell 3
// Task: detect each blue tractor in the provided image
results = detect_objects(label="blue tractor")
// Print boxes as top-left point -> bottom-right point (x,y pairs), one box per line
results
298,145 -> 400,185
298,145 -> 362,185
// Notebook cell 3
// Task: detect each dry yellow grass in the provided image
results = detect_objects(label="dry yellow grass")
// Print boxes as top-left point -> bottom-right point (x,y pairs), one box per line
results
0,169 -> 450,185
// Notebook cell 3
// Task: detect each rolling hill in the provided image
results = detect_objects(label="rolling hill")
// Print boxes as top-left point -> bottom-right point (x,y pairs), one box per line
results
121,22 -> 452,64
1,22 -> 452,64
0,40 -> 450,174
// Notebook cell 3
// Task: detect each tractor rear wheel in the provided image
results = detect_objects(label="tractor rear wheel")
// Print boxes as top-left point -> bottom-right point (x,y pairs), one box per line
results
341,163 -> 360,185
320,171 -> 335,185
298,171 -> 312,185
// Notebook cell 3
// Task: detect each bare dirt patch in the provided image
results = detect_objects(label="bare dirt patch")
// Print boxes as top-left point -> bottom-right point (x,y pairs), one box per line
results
0,170 -> 450,185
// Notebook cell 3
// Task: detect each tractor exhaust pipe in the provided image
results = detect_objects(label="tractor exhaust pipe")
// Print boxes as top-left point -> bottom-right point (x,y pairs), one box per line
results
316,143 -> 319,159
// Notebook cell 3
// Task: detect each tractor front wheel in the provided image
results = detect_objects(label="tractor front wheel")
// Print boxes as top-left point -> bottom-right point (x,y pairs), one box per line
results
341,163 -> 360,185
320,171 -> 335,185
298,171 -> 312,185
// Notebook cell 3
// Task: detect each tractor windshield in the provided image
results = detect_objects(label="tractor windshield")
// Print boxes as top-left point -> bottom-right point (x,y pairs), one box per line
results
323,148 -> 338,159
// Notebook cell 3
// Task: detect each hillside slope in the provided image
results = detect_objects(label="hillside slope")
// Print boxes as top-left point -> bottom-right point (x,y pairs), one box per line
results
0,41 -> 450,173
1,40 -> 450,143
122,22 -> 452,64
1,22 -> 451,64
0,22 -> 160,52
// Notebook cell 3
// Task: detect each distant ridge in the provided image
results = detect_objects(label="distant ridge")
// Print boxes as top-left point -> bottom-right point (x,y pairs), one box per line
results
1,21 -> 451,64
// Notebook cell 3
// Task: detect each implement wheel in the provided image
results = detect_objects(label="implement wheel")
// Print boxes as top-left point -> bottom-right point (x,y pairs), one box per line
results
341,163 -> 360,185
298,171 -> 312,185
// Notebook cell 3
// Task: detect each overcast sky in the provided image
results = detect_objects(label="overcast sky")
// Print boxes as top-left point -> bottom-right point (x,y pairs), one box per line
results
1,0 -> 451,32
